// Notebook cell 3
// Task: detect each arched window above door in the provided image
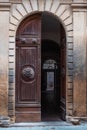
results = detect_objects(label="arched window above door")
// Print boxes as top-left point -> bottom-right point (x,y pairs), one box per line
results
43,59 -> 58,70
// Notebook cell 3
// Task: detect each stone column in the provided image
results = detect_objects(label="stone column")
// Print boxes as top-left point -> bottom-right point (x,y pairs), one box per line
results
0,3 -> 10,117
72,4 -> 87,117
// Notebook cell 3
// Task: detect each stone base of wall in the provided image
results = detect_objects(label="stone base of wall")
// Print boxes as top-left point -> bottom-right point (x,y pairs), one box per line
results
66,116 -> 87,125
0,116 -> 10,127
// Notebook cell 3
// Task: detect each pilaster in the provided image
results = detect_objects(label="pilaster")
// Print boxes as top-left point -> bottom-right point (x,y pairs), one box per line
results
72,3 -> 87,117
0,1 -> 11,126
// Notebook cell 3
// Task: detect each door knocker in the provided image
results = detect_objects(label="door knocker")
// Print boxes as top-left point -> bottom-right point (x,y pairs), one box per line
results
22,66 -> 35,81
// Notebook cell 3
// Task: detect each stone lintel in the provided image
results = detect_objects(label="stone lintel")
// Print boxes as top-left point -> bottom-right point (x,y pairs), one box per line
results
60,2 -> 87,9
71,4 -> 87,12
0,2 -> 11,11
9,0 -> 22,3
71,3 -> 87,9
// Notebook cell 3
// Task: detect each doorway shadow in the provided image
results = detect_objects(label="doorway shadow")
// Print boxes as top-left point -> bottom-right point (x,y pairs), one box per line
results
41,40 -> 61,121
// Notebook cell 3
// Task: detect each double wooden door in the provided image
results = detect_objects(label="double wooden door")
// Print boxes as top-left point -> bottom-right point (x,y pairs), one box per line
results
15,13 -> 66,122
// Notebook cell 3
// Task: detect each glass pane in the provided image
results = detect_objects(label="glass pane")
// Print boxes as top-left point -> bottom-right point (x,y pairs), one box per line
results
43,59 -> 57,69
47,72 -> 54,91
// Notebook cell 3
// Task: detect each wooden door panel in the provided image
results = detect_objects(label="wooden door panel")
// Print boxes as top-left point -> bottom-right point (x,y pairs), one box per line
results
16,47 -> 38,102
20,47 -> 37,101
21,82 -> 36,101
60,46 -> 66,120
60,31 -> 66,120
16,14 -> 41,122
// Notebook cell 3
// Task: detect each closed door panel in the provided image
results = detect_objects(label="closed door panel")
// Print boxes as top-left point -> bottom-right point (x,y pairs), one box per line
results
16,14 -> 41,122
16,47 -> 38,102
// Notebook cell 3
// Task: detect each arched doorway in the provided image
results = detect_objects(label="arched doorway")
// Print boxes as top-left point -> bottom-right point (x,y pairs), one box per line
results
15,12 -> 66,122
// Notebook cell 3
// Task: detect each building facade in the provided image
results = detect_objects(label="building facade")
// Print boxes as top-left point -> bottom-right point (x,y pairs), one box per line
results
0,0 -> 87,124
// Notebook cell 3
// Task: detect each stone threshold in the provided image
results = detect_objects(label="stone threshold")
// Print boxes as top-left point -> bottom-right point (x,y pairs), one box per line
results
10,121 -> 72,127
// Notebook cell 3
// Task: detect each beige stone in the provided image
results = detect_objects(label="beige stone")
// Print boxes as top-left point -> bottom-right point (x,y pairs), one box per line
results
68,89 -> 73,96
66,24 -> 73,31
9,70 -> 14,76
9,63 -> 15,69
9,30 -> 15,37
38,0 -> 45,11
9,23 -> 16,31
68,83 -> 73,89
0,86 -> 8,115
0,0 -> 9,2
68,103 -> 73,109
9,83 -> 15,89
68,70 -> 73,76
64,16 -> 72,25
9,56 -> 15,63
56,5 -> 68,17
9,49 -> 15,56
10,15 -> 18,26
30,0 -> 38,11
68,76 -> 73,82
45,0 -> 53,11
67,31 -> 73,37
11,4 -> 22,20
60,9 -> 70,21
60,0 -> 73,2
9,43 -> 15,49
68,63 -> 73,69
0,12 -> 9,116
9,37 -> 15,43
10,0 -> 22,3
67,43 -> 73,49
67,110 -> 73,116
22,0 -> 32,13
67,37 -> 73,42
68,50 -> 73,56
16,4 -> 27,16
73,0 -> 86,2
70,118 -> 80,125
68,96 -> 73,103
50,0 -> 60,13
67,56 -> 73,62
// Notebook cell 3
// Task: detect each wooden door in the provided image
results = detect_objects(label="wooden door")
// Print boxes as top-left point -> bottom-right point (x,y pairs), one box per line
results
16,14 -> 41,122
60,32 -> 66,120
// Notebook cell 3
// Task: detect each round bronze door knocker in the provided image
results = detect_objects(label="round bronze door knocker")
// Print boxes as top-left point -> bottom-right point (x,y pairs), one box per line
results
21,66 -> 35,82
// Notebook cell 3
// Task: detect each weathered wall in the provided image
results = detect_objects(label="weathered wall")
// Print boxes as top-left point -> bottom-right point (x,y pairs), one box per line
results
0,5 -> 10,116
73,6 -> 87,117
